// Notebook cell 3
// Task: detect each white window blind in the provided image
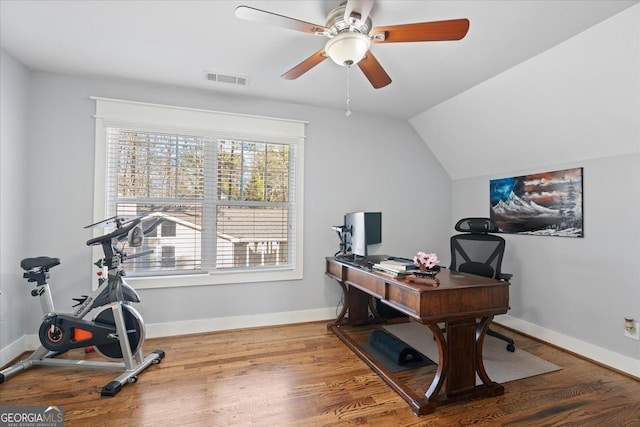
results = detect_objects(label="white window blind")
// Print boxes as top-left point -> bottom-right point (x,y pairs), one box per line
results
93,97 -> 305,287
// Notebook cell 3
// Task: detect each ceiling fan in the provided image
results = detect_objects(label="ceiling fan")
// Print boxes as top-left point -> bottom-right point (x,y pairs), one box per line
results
235,0 -> 470,89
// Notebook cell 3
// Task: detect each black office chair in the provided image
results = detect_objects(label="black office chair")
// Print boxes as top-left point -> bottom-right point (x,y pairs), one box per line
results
449,217 -> 516,352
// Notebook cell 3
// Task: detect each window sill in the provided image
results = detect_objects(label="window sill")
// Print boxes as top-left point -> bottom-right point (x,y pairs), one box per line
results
125,267 -> 303,289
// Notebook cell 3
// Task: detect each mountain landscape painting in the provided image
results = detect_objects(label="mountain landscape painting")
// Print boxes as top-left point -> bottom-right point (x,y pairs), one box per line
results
490,167 -> 583,237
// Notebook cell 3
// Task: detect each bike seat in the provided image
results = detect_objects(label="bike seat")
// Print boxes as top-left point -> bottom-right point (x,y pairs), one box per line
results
20,256 -> 60,271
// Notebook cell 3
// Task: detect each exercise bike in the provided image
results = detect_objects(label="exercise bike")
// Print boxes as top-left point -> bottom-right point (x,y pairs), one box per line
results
0,216 -> 164,396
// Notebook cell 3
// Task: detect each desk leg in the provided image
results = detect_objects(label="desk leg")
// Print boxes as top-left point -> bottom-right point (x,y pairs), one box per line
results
475,316 -> 496,387
332,279 -> 349,325
368,297 -> 382,320
329,318 -> 504,416
346,286 -> 372,325
443,318 -> 478,396
425,324 -> 447,399
328,278 -> 382,326
421,317 -> 504,413
424,319 -> 478,400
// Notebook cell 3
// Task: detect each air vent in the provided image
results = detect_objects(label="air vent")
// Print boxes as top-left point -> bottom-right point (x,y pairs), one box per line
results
205,72 -> 249,86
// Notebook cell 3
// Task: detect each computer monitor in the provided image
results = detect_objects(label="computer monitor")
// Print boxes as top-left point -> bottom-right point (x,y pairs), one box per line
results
344,212 -> 382,258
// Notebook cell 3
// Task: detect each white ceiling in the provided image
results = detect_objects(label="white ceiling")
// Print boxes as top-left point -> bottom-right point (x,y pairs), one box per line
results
0,0 -> 638,120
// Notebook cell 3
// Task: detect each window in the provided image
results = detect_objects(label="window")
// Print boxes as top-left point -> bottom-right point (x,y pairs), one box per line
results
92,98 -> 306,288
161,246 -> 176,268
161,222 -> 176,237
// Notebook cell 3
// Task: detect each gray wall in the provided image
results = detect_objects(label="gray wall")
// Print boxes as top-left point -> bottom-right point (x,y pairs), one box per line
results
0,50 -> 30,355
0,57 -> 452,365
452,155 -> 639,358
2,4 -> 638,377
411,6 -> 640,374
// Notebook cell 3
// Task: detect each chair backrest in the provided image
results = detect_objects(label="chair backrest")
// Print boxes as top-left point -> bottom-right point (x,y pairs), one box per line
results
449,218 -> 505,280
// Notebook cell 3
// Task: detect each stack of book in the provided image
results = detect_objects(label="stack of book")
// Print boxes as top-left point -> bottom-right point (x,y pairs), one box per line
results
372,258 -> 417,278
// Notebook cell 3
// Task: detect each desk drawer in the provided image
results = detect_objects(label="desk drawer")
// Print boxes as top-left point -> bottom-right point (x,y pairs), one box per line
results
344,268 -> 385,298
326,259 -> 344,279
385,281 -> 510,322
386,282 -> 422,317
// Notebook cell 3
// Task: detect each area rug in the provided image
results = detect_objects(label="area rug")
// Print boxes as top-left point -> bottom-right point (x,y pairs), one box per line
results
384,322 -> 561,384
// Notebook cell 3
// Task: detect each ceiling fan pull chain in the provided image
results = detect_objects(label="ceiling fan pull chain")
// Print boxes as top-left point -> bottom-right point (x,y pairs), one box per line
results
346,65 -> 352,116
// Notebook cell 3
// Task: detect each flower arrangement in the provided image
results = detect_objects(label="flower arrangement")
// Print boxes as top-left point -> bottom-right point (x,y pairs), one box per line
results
413,251 -> 440,270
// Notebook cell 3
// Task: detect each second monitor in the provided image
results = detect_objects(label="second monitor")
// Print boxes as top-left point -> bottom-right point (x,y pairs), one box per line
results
344,211 -> 382,258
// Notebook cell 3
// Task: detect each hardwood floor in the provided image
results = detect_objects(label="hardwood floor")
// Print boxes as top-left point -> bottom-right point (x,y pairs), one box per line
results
1,321 -> 638,426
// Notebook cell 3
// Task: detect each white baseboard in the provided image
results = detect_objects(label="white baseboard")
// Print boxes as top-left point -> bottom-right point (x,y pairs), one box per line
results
144,307 -> 337,338
1,307 -> 337,370
4,310 -> 638,380
0,335 -> 30,368
495,314 -> 640,379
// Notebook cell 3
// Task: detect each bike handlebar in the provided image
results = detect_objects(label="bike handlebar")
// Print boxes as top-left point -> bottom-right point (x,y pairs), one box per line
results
86,217 -> 141,247
122,249 -> 154,261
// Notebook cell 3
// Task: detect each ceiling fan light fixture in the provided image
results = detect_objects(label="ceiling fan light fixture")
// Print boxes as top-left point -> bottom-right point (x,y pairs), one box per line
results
325,32 -> 371,66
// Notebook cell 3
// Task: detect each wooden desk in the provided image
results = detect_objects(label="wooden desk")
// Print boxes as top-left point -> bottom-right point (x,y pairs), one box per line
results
325,257 -> 510,415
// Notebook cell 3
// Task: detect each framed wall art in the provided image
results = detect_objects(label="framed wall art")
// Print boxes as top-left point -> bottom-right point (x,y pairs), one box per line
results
490,167 -> 583,237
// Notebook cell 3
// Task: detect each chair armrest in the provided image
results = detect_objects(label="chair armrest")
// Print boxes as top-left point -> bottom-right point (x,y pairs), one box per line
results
499,273 -> 513,281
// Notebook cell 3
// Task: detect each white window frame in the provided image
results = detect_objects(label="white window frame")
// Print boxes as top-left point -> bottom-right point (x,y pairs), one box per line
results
92,97 -> 306,289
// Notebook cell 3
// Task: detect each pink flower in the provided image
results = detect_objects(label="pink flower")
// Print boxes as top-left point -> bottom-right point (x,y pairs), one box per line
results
413,251 -> 439,269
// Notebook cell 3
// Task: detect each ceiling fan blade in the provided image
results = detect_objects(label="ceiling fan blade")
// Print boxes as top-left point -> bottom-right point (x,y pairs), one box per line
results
235,6 -> 331,35
357,50 -> 391,89
281,49 -> 328,80
371,18 -> 470,43
343,0 -> 375,26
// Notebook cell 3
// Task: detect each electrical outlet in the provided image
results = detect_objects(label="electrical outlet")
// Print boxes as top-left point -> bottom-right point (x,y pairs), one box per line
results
624,321 -> 640,340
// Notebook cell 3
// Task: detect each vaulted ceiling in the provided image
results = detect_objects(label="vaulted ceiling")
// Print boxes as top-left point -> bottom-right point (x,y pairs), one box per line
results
1,0 -> 637,120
